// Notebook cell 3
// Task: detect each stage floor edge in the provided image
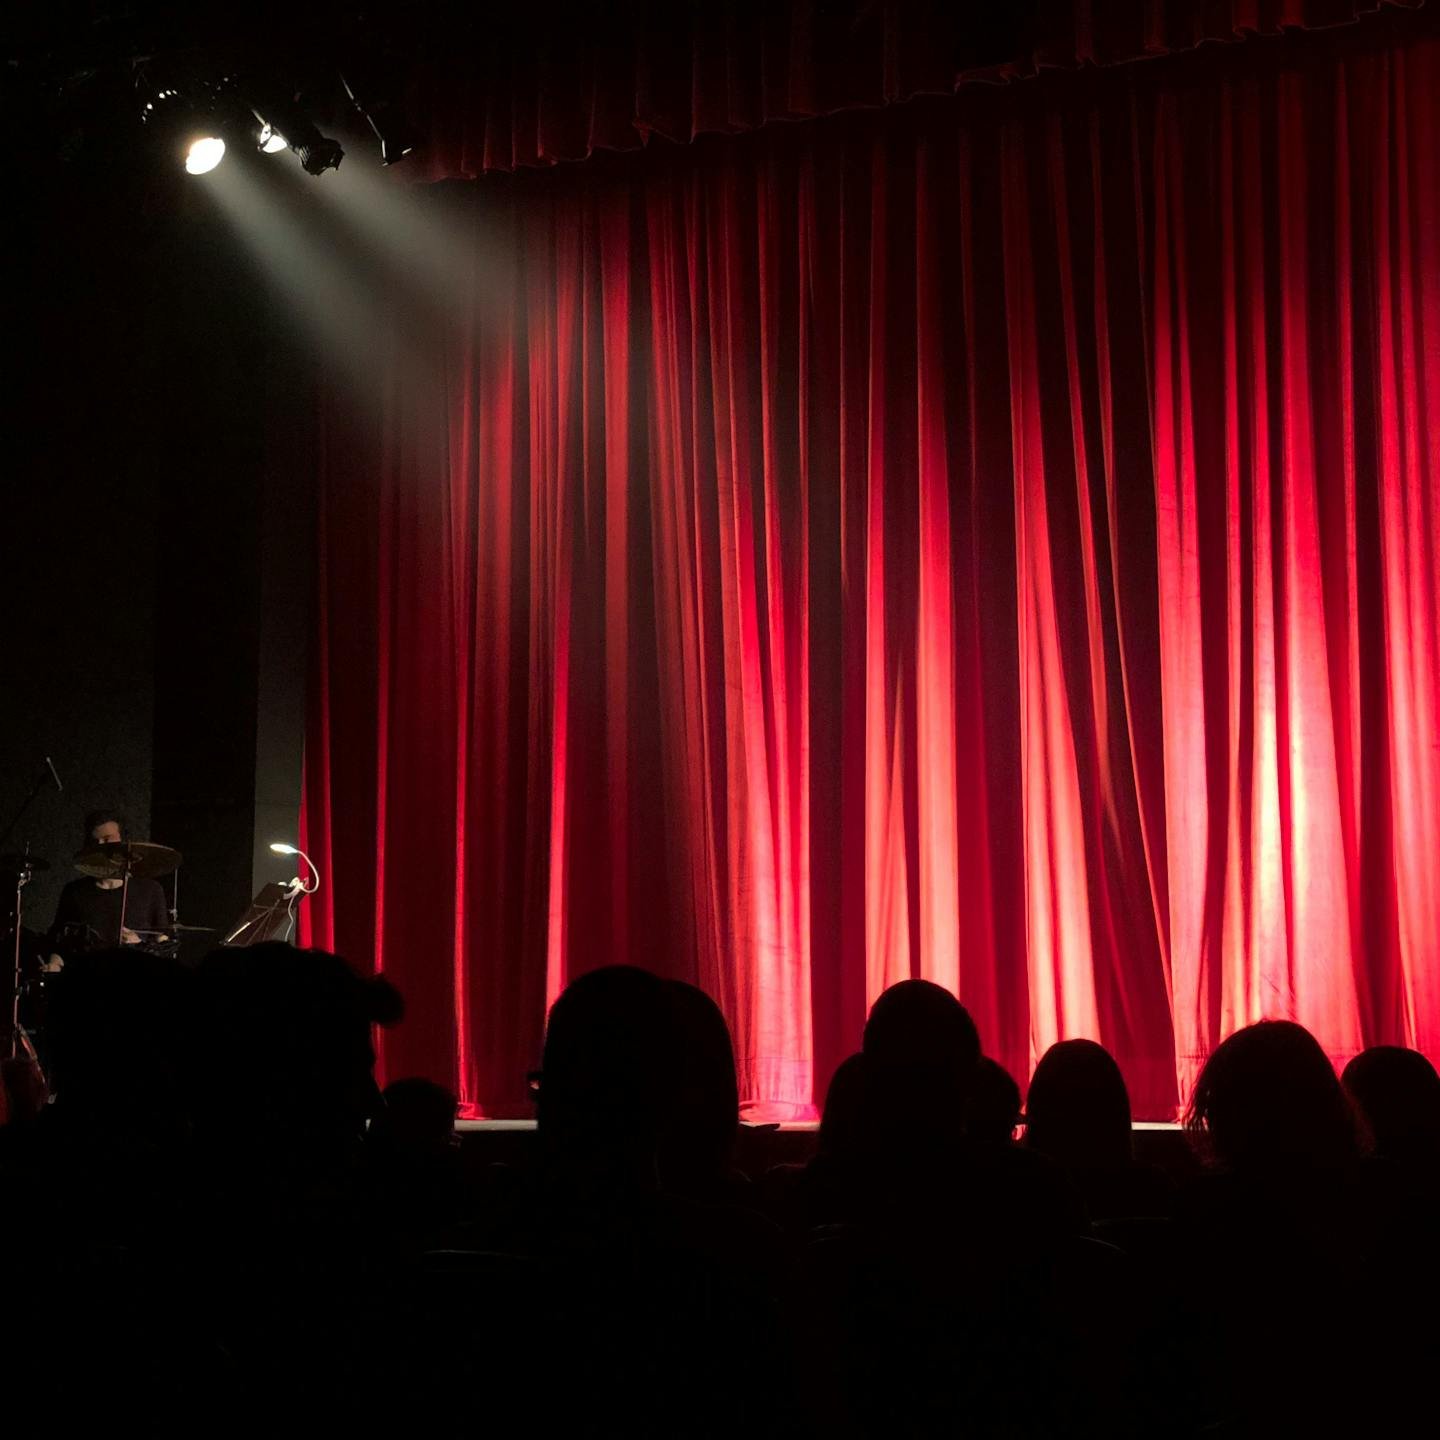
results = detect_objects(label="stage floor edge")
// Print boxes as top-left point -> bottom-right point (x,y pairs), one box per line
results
457,1119 -> 1185,1132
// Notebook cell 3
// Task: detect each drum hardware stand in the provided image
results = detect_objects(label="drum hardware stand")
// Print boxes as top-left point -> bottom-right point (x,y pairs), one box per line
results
6,852 -> 43,1066
88,847 -> 135,942
118,853 -> 133,942
1,758 -> 61,1067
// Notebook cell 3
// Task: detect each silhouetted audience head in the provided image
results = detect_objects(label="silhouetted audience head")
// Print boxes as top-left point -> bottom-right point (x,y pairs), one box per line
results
863,979 -> 980,1093
968,1056 -> 1022,1147
1186,1020 -> 1358,1173
370,1077 -> 459,1159
44,947 -> 191,1132
190,942 -> 402,1157
859,979 -> 980,1168
818,1052 -> 870,1158
1024,1039 -> 1132,1171
1342,1046 -> 1440,1165
658,979 -> 739,1194
535,965 -> 677,1182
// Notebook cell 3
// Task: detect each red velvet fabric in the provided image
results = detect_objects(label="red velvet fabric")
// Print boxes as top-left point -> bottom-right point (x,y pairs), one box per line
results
403,0 -> 1422,180
304,28 -> 1440,1119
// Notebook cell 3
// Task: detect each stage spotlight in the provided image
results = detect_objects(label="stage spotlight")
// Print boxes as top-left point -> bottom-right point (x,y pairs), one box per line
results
295,136 -> 345,176
250,96 -> 344,176
142,81 -> 231,175
185,136 -> 226,174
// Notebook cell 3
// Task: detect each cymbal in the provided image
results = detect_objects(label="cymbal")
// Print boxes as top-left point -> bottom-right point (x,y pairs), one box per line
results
73,840 -> 183,881
0,853 -> 50,874
171,922 -> 217,934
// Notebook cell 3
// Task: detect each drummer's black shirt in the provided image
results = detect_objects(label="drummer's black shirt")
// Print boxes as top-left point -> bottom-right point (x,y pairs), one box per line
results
51,876 -> 169,949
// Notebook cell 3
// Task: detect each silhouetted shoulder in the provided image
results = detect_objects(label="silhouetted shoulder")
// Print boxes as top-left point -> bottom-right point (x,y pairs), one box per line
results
966,1139 -> 1089,1240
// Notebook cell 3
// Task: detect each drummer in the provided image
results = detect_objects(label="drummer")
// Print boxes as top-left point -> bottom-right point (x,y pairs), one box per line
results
46,809 -> 170,966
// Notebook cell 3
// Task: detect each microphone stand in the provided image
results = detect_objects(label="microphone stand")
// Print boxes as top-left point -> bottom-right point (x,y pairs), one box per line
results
0,758 -> 58,857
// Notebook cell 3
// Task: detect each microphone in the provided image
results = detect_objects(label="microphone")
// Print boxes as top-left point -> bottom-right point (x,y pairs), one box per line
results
45,757 -> 63,792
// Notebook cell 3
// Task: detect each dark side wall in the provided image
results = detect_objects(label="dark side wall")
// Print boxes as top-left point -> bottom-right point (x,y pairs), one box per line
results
2,117 -> 308,942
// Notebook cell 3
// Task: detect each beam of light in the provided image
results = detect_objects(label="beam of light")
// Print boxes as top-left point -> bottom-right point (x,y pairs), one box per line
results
185,136 -> 226,174
290,143 -> 506,331
198,154 -> 434,404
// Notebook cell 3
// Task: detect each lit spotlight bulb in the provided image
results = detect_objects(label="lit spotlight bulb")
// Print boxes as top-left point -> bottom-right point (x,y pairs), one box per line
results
185,136 -> 226,175
258,124 -> 288,155
269,842 -> 299,855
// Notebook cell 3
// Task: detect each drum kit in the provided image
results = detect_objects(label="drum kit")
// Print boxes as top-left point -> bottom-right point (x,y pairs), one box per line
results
3,838 -> 215,1061
2,762 -> 315,1067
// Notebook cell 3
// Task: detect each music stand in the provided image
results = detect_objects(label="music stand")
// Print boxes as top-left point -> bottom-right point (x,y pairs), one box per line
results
223,882 -> 301,947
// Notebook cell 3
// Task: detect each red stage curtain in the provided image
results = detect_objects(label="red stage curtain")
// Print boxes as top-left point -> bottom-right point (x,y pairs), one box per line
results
304,29 -> 1440,1119
404,0 -> 1422,180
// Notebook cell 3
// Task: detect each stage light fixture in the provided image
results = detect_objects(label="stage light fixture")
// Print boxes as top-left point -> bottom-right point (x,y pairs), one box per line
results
295,136 -> 345,176
141,75 -> 237,176
185,136 -> 226,174
249,91 -> 344,176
